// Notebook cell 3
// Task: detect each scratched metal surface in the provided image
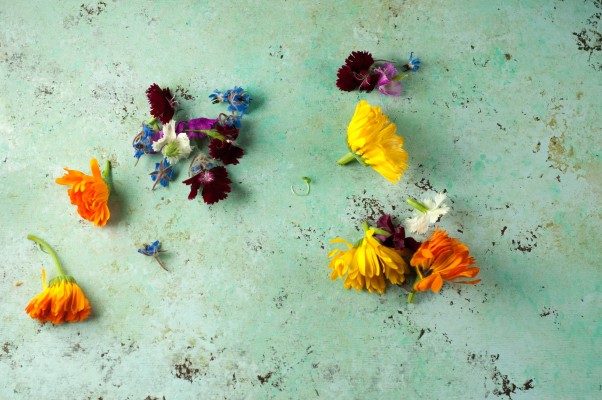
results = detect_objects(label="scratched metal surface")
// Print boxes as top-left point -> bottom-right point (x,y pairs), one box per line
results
0,0 -> 600,399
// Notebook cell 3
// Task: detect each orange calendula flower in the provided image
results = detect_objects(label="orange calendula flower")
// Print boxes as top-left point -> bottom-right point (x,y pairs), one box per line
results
328,222 -> 409,294
25,235 -> 91,324
337,100 -> 408,184
56,158 -> 111,226
410,228 -> 480,293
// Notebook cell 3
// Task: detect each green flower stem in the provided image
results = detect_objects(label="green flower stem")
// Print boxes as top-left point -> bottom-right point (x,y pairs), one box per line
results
184,129 -> 225,141
370,227 -> 391,236
407,273 -> 423,303
407,275 -> 422,304
406,198 -> 428,214
147,118 -> 160,131
291,176 -> 312,196
102,160 -> 113,193
27,235 -> 65,276
337,152 -> 356,165
361,221 -> 369,232
392,73 -> 408,81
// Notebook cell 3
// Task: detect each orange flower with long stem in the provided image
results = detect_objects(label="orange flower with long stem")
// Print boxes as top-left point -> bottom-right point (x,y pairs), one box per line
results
56,158 -> 111,226
408,228 -> 479,302
25,235 -> 91,324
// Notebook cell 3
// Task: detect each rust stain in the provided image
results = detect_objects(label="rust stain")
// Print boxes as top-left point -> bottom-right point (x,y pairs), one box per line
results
547,134 -> 573,173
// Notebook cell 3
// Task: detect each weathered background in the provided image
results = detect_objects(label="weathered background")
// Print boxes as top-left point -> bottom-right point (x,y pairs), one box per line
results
1,0 -> 600,399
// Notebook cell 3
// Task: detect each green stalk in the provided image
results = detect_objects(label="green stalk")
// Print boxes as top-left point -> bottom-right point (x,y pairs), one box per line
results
361,221 -> 369,232
392,73 -> 408,81
407,274 -> 422,304
370,227 -> 391,236
406,198 -> 428,214
185,129 -> 226,141
27,235 -> 65,276
337,152 -> 356,165
101,160 -> 112,193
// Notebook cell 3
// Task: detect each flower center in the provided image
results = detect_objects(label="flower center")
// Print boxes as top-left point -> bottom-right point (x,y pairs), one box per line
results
164,142 -> 180,159
200,171 -> 214,183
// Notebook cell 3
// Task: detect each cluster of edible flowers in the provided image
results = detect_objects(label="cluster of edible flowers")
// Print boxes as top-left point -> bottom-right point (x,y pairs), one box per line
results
328,193 -> 480,302
336,51 -> 420,96
133,84 -> 249,204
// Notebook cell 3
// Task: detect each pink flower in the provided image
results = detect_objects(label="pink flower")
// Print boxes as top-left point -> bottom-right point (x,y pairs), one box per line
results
375,63 -> 403,96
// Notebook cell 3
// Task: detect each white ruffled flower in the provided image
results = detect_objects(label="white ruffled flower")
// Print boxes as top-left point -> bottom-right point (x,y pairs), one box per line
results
152,120 -> 192,164
405,192 -> 450,235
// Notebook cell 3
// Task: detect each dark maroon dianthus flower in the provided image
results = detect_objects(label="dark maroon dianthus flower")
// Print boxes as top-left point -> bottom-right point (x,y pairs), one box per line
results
183,166 -> 232,204
146,83 -> 176,124
213,121 -> 240,140
209,139 -> 244,165
336,51 -> 378,92
375,214 -> 421,252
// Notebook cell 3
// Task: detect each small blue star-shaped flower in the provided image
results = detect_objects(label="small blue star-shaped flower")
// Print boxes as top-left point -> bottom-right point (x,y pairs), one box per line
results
226,86 -> 250,115
133,123 -> 158,163
407,52 -> 421,72
138,240 -> 168,270
149,158 -> 174,190
209,89 -> 227,104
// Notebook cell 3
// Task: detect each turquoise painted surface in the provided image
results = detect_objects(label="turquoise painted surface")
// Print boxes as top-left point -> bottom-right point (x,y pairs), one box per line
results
1,0 -> 601,398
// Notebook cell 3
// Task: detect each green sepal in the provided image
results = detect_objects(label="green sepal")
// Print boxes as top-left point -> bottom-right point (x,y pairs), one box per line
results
48,275 -> 76,287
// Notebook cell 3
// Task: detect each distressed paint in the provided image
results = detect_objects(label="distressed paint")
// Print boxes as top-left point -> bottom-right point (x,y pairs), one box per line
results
0,0 -> 601,399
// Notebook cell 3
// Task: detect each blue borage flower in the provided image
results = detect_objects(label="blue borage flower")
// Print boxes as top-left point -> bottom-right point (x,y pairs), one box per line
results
209,86 -> 250,116
406,52 -> 421,72
150,158 -> 174,189
138,240 -> 168,271
133,123 -> 159,163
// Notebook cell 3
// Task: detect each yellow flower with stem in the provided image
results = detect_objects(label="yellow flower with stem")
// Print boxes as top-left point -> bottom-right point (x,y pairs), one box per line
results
328,221 -> 409,294
25,235 -> 91,324
337,100 -> 408,184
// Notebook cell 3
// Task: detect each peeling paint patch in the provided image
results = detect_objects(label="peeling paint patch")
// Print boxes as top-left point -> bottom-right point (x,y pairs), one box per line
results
467,352 -> 535,399
173,358 -> 201,383
547,134 -> 574,173
257,371 -> 273,384
571,0 -> 602,70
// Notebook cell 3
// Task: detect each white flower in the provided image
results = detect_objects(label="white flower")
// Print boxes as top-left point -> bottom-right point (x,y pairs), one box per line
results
152,120 -> 192,164
405,192 -> 450,235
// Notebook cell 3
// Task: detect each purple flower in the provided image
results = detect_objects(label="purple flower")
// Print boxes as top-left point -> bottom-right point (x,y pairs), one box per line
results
176,117 -> 218,139
375,63 -> 403,96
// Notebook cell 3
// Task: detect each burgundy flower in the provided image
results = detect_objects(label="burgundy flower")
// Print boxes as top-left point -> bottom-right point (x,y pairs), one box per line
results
146,83 -> 175,124
213,122 -> 239,140
183,166 -> 231,204
336,65 -> 360,92
176,117 -> 218,139
345,51 -> 374,72
375,214 -> 421,251
336,51 -> 377,92
209,139 -> 244,165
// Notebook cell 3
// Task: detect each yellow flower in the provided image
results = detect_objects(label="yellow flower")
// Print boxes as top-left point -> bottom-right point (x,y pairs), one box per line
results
328,224 -> 409,294
337,100 -> 408,183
